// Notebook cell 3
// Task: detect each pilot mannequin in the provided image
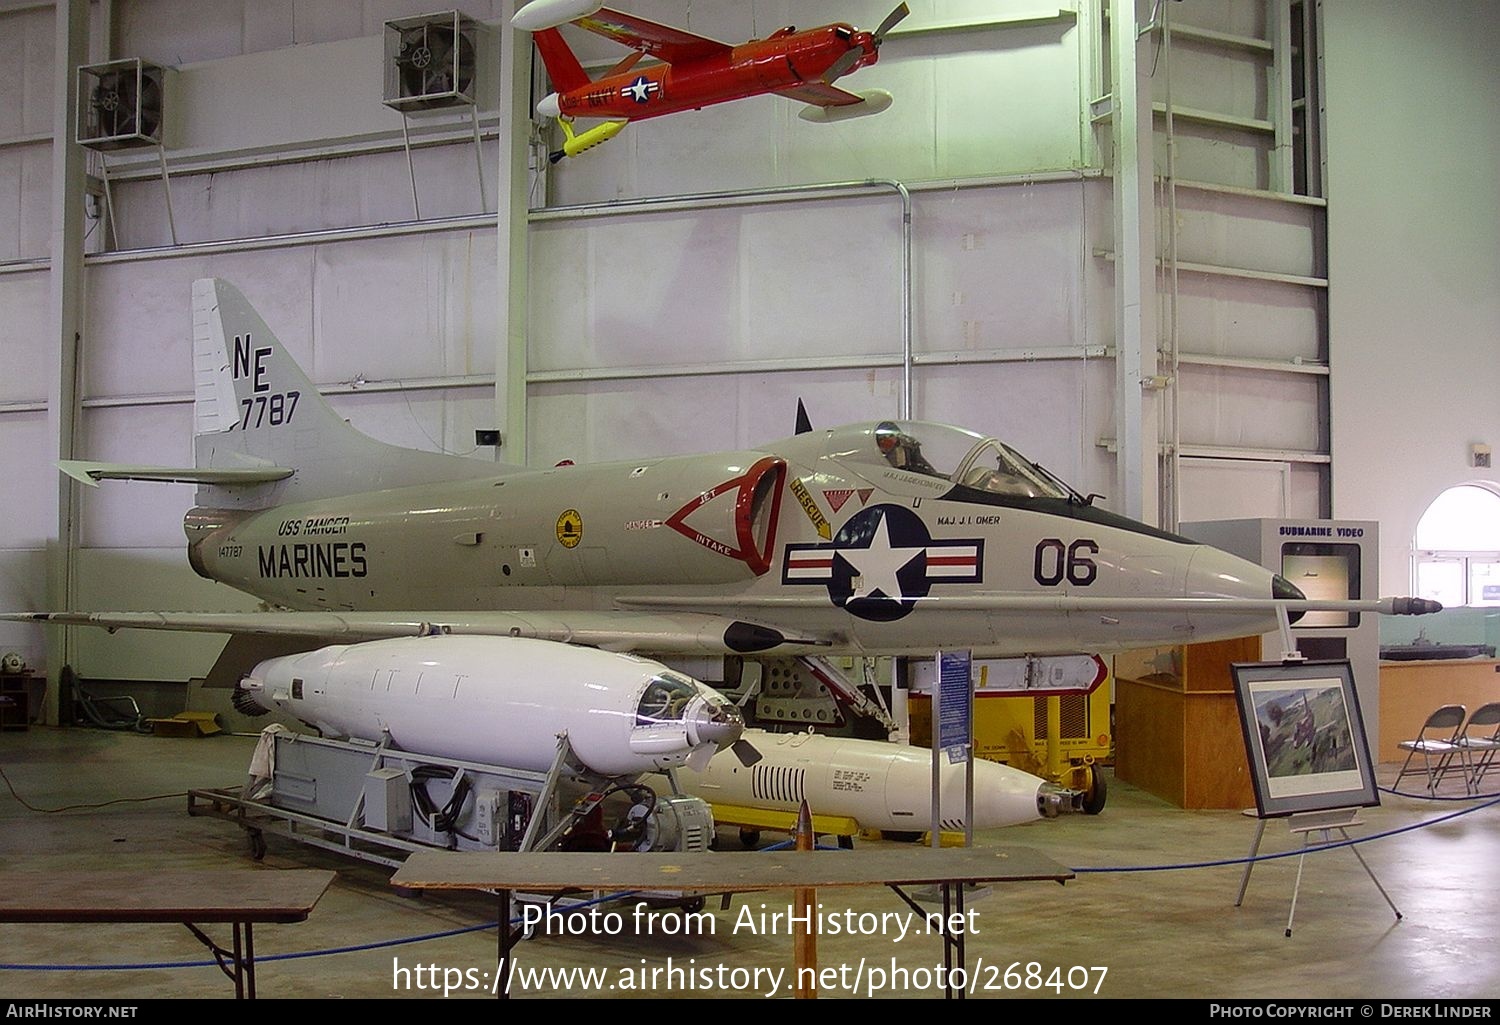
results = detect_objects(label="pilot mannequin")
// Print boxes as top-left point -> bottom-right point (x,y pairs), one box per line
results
874,421 -> 937,475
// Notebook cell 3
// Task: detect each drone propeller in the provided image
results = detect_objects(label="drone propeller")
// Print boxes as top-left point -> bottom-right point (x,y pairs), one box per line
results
684,732 -> 761,773
687,700 -> 762,769
873,2 -> 911,46
823,2 -> 910,83
822,46 -> 864,83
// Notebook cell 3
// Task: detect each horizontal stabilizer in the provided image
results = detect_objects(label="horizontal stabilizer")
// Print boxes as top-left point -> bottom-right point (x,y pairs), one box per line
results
59,461 -> 294,488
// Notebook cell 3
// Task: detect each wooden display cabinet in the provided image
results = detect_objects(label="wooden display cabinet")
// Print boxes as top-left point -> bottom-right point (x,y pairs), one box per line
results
1377,658 -> 1500,764
1113,636 -> 1260,809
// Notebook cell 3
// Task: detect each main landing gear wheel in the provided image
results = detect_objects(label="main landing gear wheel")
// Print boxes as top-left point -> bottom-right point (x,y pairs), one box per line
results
738,828 -> 760,849
1082,765 -> 1107,815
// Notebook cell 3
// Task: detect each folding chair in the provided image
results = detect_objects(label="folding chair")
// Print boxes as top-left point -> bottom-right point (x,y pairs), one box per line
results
1456,701 -> 1500,795
1393,704 -> 1467,794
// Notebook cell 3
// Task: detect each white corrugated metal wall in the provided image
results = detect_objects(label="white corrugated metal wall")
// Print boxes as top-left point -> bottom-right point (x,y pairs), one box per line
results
0,0 -> 1333,684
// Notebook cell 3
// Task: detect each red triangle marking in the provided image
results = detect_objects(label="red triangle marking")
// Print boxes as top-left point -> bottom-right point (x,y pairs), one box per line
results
823,488 -> 854,513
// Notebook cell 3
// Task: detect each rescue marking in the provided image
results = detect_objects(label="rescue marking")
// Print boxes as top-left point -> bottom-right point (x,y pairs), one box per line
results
790,479 -> 832,540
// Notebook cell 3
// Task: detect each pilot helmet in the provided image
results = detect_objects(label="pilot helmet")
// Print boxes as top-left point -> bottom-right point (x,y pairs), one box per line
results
875,421 -> 904,455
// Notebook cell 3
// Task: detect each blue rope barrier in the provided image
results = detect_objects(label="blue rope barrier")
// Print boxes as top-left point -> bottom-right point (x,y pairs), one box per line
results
1068,790 -> 1500,874
5,794 -> 1494,972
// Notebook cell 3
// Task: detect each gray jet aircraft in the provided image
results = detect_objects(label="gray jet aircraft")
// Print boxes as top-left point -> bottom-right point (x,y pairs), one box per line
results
11,279 -> 1436,701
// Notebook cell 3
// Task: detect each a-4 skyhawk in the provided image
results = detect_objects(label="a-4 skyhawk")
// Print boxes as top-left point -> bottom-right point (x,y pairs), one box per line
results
10,279 -> 1437,703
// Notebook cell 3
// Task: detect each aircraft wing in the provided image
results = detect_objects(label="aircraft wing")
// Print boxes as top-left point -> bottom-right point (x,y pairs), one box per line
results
3,610 -> 836,657
9,593 -> 1436,656
774,81 -> 868,108
617,594 -> 1441,616
574,8 -> 732,64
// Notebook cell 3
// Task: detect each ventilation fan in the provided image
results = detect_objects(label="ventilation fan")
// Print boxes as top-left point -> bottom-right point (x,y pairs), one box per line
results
384,11 -> 478,113
77,58 -> 166,151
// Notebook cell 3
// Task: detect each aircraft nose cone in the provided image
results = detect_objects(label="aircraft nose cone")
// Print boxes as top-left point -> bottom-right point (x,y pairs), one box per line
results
1273,573 -> 1307,624
1036,781 -> 1083,817
1272,574 -> 1305,601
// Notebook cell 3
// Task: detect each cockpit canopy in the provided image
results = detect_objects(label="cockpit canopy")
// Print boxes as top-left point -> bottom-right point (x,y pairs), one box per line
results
825,420 -> 1073,501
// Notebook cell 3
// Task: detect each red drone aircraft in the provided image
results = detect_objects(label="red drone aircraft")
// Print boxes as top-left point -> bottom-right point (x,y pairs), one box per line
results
511,1 -> 909,159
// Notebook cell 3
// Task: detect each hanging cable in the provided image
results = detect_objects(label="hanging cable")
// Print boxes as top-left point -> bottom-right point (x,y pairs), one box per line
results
409,764 -> 476,842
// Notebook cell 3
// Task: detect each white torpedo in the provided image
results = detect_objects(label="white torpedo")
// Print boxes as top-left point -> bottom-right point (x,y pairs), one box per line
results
677,728 -> 1078,833
237,635 -> 754,778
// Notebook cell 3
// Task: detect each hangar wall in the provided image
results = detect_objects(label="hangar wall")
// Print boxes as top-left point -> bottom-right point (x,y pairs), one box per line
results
1323,0 -> 1500,593
1,0 -> 1330,681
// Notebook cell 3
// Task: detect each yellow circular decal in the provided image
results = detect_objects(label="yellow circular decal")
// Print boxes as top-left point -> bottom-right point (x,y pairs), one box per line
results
556,509 -> 583,548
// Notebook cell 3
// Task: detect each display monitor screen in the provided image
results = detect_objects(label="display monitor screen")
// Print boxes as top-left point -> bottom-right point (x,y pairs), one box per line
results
1281,543 -> 1361,629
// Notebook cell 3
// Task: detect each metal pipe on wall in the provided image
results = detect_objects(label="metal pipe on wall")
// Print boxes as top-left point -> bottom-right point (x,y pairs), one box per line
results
1162,0 -> 1182,533
41,171 -> 1096,268
0,345 -> 1124,416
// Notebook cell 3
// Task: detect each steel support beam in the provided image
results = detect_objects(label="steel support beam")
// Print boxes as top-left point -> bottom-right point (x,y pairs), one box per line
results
495,2 -> 531,463
1110,0 -> 1159,523
43,0 -> 88,724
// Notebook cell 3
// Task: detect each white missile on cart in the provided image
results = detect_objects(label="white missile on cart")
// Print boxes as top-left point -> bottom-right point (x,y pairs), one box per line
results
237,635 -> 755,778
678,728 -> 1080,833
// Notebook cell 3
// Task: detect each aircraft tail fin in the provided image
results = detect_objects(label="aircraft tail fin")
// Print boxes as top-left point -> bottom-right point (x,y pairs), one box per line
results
190,278 -> 502,506
191,278 -> 324,439
532,28 -> 593,94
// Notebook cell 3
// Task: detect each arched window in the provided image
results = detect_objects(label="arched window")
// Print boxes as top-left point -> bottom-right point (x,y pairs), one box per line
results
1414,484 -> 1500,607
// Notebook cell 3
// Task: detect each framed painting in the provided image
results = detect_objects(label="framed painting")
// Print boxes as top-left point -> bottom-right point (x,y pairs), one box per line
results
1231,660 -> 1379,817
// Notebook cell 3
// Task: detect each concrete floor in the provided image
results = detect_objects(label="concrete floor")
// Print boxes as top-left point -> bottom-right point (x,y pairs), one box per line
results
2,725 -> 1497,1000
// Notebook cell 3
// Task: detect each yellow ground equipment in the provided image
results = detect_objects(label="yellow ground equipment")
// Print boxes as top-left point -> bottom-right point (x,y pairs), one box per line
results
907,655 -> 1112,813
